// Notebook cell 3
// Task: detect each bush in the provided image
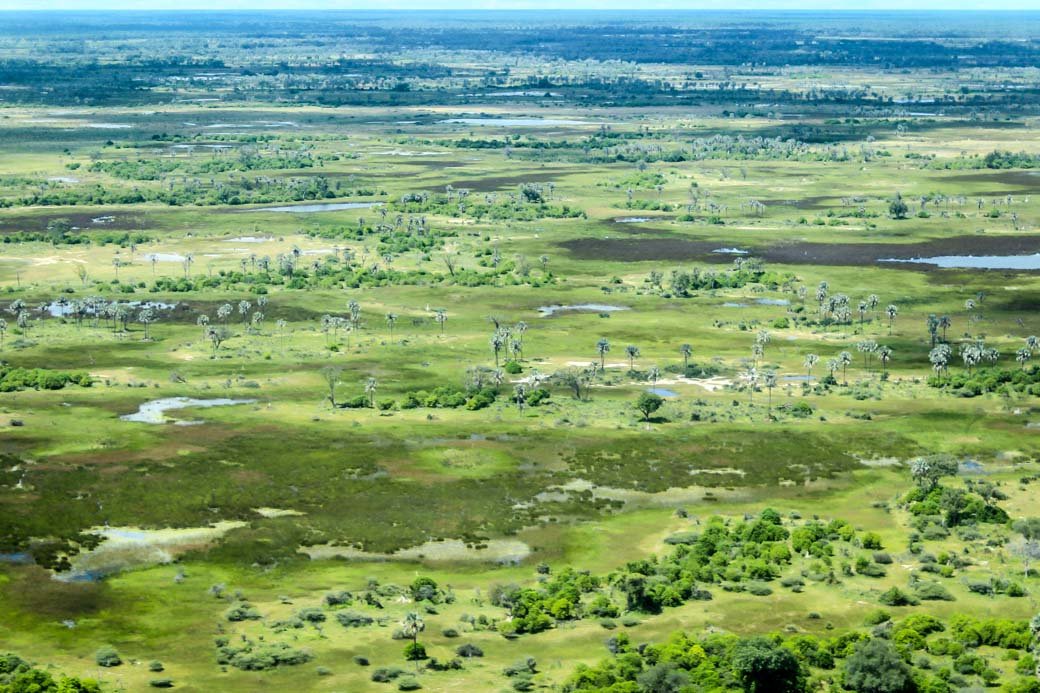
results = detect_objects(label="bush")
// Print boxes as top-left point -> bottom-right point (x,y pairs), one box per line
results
914,582 -> 954,601
325,590 -> 353,606
296,607 -> 326,623
403,642 -> 427,661
371,667 -> 406,683
879,588 -> 919,607
95,646 -> 122,667
149,680 -> 174,689
226,602 -> 262,622
504,361 -> 522,374
456,643 -> 484,658
337,611 -> 374,628
844,639 -> 914,693
397,677 -> 422,691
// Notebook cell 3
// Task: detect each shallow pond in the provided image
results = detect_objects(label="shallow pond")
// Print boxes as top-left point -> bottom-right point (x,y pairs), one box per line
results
144,252 -> 187,263
440,117 -> 591,126
57,522 -> 246,582
647,387 -> 678,397
713,247 -> 749,255
223,236 -> 274,243
46,299 -> 175,318
879,254 -> 1040,270
537,303 -> 629,317
256,202 -> 381,213
120,397 -> 257,424
303,538 -> 531,565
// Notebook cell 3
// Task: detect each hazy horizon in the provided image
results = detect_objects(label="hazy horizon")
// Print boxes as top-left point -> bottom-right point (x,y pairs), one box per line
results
2,1 -> 1039,11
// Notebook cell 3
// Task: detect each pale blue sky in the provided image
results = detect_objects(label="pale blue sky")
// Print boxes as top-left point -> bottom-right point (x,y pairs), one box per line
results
1,0 -> 1038,9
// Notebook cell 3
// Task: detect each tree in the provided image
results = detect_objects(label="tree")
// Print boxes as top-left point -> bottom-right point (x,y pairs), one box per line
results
138,307 -> 155,340
321,366 -> 343,407
843,639 -> 913,693
878,346 -> 893,376
1017,347 -> 1032,369
839,350 -> 853,385
553,366 -> 595,401
0,318 -> 6,351
636,392 -> 664,422
365,377 -> 378,407
910,454 -> 958,491
929,344 -> 951,382
596,337 -> 610,372
385,312 -> 398,340
886,304 -> 898,334
207,326 -> 230,353
647,366 -> 661,390
743,364 -> 759,403
679,343 -> 692,370
763,370 -> 777,417
635,662 -> 690,693
399,611 -> 426,670
625,345 -> 640,371
513,384 -> 527,414
804,353 -> 818,382
348,300 -> 362,330
731,636 -> 805,693
491,331 -> 505,366
435,309 -> 447,335
889,192 -> 909,219
1012,518 -> 1040,578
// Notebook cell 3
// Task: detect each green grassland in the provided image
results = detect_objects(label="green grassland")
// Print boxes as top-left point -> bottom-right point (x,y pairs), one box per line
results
4,52 -> 1040,692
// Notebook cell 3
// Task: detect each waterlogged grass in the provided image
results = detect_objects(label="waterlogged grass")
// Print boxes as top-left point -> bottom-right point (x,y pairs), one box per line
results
3,88 -> 1040,690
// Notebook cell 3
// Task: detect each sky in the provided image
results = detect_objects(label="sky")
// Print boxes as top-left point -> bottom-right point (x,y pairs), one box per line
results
1,0 -> 1038,10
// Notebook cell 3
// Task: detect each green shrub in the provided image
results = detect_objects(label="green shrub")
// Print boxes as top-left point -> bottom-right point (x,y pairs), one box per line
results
95,646 -> 122,667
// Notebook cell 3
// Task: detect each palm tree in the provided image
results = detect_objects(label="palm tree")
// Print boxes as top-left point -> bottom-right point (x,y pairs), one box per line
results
648,366 -> 661,391
321,366 -> 343,407
365,377 -> 378,408
399,612 -> 426,671
138,307 -> 155,340
348,300 -> 362,330
218,303 -> 232,327
0,318 -> 6,351
679,343 -> 692,371
596,338 -> 610,371
748,341 -> 765,366
929,344 -> 951,382
839,351 -> 853,385
435,310 -> 447,335
1027,335 -> 1040,352
867,293 -> 880,317
938,315 -> 952,342
763,370 -> 777,417
879,346 -> 893,377
490,331 -> 505,366
625,345 -> 640,371
385,313 -> 398,340
513,383 -> 527,414
743,365 -> 759,404
515,321 -> 528,349
276,319 -> 287,351
1017,347 -> 1031,370
886,304 -> 898,334
804,353 -> 818,382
